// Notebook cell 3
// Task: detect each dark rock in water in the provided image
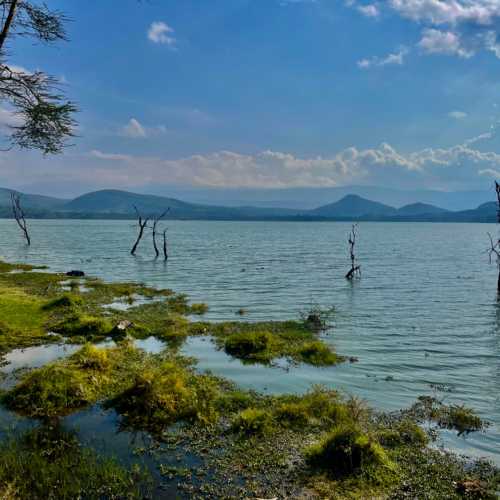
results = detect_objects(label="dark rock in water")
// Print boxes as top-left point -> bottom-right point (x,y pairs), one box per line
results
66,270 -> 85,277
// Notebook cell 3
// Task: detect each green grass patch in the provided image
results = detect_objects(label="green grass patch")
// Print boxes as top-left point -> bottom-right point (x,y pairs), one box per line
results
305,424 -> 395,480
108,360 -> 221,432
2,342 -> 144,418
191,320 -> 343,366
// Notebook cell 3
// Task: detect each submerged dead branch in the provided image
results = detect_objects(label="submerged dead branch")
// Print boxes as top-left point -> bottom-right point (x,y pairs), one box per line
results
345,223 -> 360,280
488,181 -> 500,293
152,208 -> 170,258
10,191 -> 30,245
130,206 -> 149,256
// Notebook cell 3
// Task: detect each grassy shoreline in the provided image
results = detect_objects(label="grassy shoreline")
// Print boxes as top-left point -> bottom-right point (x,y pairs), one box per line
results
0,259 -> 498,498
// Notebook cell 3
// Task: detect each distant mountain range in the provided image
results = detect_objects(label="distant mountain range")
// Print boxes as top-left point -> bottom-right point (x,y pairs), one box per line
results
0,187 -> 496,222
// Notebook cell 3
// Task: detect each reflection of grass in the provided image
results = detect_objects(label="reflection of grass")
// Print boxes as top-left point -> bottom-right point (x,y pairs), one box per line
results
0,425 -> 152,499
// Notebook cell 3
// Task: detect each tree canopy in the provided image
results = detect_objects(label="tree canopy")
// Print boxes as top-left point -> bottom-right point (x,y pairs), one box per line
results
0,0 -> 76,154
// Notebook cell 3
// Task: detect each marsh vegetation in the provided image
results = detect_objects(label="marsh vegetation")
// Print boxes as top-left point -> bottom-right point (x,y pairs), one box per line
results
0,259 -> 498,498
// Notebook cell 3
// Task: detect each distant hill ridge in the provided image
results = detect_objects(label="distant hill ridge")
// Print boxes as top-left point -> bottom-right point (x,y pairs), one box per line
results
0,187 -> 496,222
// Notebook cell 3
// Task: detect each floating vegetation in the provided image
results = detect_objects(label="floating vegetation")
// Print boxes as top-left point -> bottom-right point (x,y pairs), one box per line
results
189,303 -> 209,315
404,396 -> 488,435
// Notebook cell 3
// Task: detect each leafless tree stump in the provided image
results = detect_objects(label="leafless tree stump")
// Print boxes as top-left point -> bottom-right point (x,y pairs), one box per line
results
11,192 -> 30,245
345,223 -> 361,280
130,206 -> 149,255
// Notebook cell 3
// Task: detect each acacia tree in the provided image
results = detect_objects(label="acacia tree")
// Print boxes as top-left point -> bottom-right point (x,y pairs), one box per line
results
0,1 -> 76,154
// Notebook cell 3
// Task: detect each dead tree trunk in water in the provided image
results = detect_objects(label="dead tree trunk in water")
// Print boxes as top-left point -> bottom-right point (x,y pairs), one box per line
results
131,206 -> 149,256
345,223 -> 361,280
162,229 -> 168,260
11,192 -> 30,245
488,182 -> 500,294
152,208 -> 170,258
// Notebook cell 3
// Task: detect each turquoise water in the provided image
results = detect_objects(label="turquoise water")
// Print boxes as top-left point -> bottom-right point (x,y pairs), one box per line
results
0,219 -> 499,464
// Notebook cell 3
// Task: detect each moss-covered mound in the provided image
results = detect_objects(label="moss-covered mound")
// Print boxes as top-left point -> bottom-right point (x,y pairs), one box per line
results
2,342 -> 143,417
108,360 -> 220,431
305,424 -> 395,479
191,319 -> 344,366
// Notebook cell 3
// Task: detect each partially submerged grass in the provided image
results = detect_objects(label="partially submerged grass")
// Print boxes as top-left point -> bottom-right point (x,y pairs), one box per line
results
0,425 -> 152,499
404,396 -> 488,435
191,319 -> 344,366
2,342 -> 144,417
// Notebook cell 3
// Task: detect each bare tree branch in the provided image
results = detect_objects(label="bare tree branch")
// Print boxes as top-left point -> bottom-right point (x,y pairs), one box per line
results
130,205 -> 149,256
10,190 -> 30,245
152,208 -> 170,258
162,228 -> 168,261
345,223 -> 361,280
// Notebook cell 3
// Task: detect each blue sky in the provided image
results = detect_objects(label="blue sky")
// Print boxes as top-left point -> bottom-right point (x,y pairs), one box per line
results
3,0 -> 500,197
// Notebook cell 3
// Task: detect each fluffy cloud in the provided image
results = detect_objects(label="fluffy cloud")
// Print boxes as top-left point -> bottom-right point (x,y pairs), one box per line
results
122,118 -> 147,138
357,47 -> 407,68
351,0 -> 500,59
357,3 -> 380,17
147,21 -> 177,48
60,136 -> 500,191
119,118 -> 168,139
418,29 -> 474,57
3,135 -> 499,194
387,0 -> 500,26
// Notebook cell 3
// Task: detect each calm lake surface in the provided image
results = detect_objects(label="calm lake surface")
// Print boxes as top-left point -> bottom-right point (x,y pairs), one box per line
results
0,219 -> 499,464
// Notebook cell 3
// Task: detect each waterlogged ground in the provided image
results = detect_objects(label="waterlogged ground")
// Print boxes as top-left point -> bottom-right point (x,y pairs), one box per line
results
0,257 -> 498,497
0,219 -> 499,466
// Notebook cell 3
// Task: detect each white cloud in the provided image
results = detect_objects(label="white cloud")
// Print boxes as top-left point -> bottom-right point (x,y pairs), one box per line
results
351,0 -> 500,59
119,118 -> 169,139
357,3 -> 380,17
89,150 -> 133,162
76,134 -> 500,190
418,29 -> 474,57
357,47 -> 408,68
147,21 -> 177,48
122,118 -> 147,138
388,0 -> 500,26
448,110 -> 468,119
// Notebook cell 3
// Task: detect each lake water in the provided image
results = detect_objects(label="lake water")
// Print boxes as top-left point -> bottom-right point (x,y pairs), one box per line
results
0,219 -> 499,464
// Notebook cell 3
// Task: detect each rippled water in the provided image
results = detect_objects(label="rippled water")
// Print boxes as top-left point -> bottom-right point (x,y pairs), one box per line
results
0,219 -> 499,463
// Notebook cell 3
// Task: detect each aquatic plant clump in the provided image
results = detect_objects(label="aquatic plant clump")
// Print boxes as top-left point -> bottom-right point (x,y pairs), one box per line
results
405,396 -> 488,435
305,424 -> 395,479
108,361 -> 221,431
2,343 -> 144,418
231,408 -> 273,435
